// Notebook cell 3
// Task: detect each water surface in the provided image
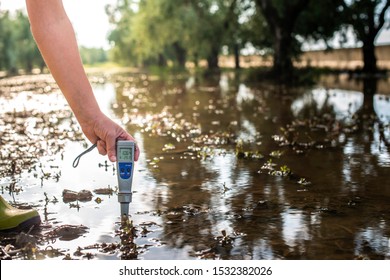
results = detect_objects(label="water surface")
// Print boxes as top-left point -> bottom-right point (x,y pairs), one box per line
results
1,72 -> 389,260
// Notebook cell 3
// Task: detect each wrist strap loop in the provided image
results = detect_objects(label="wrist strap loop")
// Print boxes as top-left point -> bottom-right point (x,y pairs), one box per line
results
72,143 -> 97,168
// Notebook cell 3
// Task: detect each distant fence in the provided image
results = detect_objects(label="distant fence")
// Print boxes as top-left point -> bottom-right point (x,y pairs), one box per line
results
297,45 -> 390,69
219,45 -> 390,70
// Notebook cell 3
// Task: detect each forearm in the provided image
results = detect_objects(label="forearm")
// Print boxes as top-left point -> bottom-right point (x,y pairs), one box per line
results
26,0 -> 139,161
26,0 -> 101,127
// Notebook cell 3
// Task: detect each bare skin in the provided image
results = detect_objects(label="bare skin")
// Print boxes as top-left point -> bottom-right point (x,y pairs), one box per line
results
25,0 -> 139,162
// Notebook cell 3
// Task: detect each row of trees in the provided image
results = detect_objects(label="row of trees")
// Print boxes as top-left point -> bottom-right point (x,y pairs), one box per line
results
79,46 -> 109,66
106,0 -> 390,78
0,10 -> 44,74
0,10 -> 108,75
0,1 -> 389,79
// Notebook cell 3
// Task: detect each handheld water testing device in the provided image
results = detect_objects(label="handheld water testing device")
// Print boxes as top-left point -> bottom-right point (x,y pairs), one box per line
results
116,140 -> 135,217
73,140 -> 136,217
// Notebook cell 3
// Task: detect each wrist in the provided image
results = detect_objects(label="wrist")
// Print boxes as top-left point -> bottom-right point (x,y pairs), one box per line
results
79,108 -> 103,127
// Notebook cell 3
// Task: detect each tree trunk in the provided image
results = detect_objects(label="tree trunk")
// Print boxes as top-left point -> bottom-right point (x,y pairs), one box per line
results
362,39 -> 377,73
233,43 -> 240,69
26,58 -> 33,73
172,42 -> 187,68
256,0 -> 310,82
273,26 -> 293,79
193,52 -> 199,68
157,53 -> 167,67
207,45 -> 219,70
350,0 -> 390,74
40,61 -> 46,73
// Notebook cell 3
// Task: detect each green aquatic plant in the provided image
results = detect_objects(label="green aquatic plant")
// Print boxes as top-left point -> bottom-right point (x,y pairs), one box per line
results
260,158 -> 277,172
297,177 -> 311,185
279,165 -> 291,176
269,150 -> 284,158
235,140 -> 264,160
270,165 -> 291,177
118,215 -> 138,260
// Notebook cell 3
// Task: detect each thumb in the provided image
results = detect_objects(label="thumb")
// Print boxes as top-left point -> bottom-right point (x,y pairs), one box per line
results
106,136 -> 117,162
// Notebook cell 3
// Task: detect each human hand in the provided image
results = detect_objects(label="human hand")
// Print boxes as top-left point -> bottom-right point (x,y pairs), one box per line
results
80,112 -> 140,162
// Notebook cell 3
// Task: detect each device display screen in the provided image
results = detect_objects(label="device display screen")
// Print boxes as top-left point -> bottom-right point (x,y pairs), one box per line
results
119,147 -> 132,161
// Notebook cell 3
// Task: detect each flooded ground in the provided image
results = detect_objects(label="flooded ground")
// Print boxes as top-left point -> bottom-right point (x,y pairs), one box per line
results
0,71 -> 389,260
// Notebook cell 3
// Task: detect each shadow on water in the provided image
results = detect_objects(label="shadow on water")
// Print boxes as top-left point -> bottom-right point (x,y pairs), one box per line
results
0,72 -> 389,260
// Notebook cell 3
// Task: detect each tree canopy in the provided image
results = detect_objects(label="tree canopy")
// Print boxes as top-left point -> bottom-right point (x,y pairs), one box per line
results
1,0 -> 389,77
0,10 -> 44,74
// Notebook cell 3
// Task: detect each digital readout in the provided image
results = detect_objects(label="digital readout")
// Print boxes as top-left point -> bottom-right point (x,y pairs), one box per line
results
119,147 -> 132,161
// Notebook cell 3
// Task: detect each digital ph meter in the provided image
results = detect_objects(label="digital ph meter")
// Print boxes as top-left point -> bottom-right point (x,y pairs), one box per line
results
116,140 -> 135,217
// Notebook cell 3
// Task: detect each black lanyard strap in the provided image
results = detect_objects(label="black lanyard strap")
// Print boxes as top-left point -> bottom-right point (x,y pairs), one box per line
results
72,143 -> 97,168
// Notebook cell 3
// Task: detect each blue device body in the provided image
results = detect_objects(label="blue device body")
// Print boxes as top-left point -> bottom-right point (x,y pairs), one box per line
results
118,162 -> 133,180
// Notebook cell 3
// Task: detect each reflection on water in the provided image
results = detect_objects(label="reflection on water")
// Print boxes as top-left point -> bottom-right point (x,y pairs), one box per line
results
291,88 -> 364,119
0,73 -> 390,260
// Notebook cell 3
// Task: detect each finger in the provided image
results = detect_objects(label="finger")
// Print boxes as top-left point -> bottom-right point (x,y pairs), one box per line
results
134,144 -> 140,161
97,140 -> 107,155
106,135 -> 117,162
116,131 -> 140,161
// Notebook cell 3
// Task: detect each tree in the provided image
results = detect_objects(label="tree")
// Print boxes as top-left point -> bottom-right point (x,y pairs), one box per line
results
207,0 -> 248,69
131,0 -> 194,68
255,0 -> 311,79
106,0 -> 138,66
107,0 -> 244,71
189,0 -> 242,70
297,0 -> 347,47
0,11 -> 17,73
344,0 -> 390,73
107,0 -> 194,68
0,9 -> 44,74
14,10 -> 44,72
253,0 -> 347,81
79,47 -> 108,65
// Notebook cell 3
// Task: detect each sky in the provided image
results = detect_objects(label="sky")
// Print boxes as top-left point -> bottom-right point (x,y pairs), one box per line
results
1,0 -> 390,50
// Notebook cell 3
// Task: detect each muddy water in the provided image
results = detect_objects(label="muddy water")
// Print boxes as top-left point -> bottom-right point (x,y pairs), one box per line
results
0,72 -> 389,260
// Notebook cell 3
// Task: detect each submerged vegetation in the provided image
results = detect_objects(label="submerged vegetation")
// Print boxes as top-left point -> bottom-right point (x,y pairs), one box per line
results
0,75 -> 84,178
1,71 -> 390,259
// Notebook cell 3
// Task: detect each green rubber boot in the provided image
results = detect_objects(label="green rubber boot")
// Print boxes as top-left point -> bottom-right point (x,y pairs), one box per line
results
0,195 -> 41,232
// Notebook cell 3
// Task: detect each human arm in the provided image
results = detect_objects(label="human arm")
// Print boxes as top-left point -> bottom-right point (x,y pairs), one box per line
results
25,0 -> 139,162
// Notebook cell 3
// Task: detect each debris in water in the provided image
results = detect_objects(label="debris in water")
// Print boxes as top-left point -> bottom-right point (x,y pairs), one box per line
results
45,224 -> 89,241
62,189 -> 93,202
